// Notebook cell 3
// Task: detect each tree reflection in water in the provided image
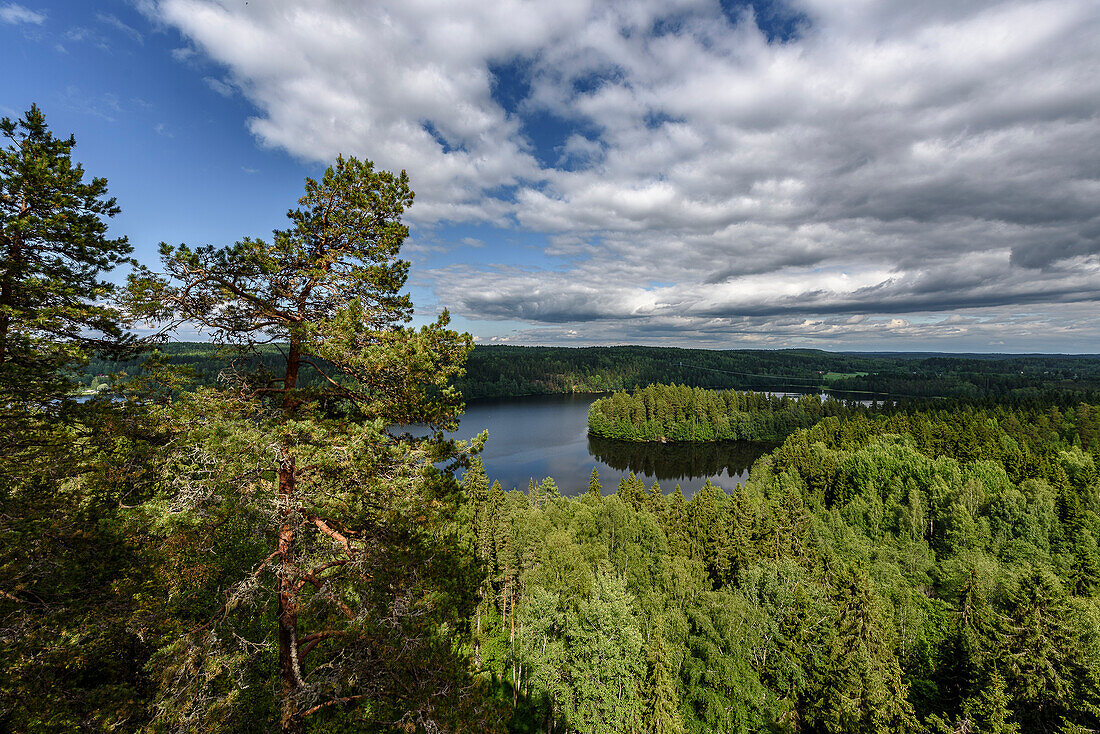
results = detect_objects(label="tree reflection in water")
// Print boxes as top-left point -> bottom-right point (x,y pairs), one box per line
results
587,437 -> 778,483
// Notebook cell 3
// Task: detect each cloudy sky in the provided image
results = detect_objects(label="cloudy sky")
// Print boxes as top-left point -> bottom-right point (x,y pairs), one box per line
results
4,0 -> 1099,351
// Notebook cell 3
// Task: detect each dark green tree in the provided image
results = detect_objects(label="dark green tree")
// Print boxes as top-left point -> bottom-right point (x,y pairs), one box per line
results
808,564 -> 918,733
0,105 -> 147,732
963,672 -> 1020,734
0,103 -> 133,464
1000,566 -> 1093,730
641,625 -> 686,734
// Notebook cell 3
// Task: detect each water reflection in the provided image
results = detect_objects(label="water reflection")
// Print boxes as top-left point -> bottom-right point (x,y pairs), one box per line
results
404,393 -> 780,496
588,436 -> 777,484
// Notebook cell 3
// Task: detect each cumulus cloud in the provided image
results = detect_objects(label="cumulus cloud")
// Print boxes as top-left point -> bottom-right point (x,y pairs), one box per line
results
149,0 -> 577,223
148,0 -> 1100,347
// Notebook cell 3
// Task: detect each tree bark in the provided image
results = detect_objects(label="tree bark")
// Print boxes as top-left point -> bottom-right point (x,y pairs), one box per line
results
283,340 -> 301,413
278,450 -> 302,734
278,337 -> 303,734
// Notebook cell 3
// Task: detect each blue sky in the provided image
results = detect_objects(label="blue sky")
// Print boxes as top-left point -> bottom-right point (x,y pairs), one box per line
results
4,0 -> 1100,351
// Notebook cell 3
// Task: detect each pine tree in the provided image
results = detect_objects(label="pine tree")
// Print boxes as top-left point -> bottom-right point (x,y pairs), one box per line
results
128,156 -> 488,732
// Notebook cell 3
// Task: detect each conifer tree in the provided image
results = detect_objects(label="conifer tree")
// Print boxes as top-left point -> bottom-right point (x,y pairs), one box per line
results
128,156 -> 487,732
588,466 -> 603,497
811,564 -> 917,733
642,628 -> 686,734
0,105 -> 146,731
0,104 -> 133,467
962,672 -> 1020,734
1000,566 -> 1088,730
663,486 -> 691,557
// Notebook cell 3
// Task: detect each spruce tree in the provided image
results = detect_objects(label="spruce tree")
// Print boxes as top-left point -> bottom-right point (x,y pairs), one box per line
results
0,104 -> 133,467
642,628 -> 686,734
588,466 -> 603,497
0,105 -> 147,731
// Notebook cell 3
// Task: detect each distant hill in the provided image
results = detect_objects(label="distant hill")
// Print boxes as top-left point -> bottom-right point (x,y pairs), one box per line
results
83,342 -> 1100,405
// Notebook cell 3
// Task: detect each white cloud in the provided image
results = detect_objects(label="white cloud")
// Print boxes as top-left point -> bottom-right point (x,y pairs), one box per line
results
0,2 -> 44,25
467,302 -> 1100,352
170,45 -> 195,62
202,76 -> 234,97
97,13 -> 144,44
148,0 -> 1100,347
151,0 -> 589,223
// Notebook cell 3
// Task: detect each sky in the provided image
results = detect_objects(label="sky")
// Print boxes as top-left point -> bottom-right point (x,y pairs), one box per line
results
3,0 -> 1099,352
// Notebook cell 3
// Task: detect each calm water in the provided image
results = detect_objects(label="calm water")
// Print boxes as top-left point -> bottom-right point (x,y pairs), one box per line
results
438,394 -> 776,497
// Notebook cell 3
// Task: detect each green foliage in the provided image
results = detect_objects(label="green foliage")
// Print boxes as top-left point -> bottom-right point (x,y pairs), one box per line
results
588,384 -> 862,443
461,395 -> 1100,734
126,156 -> 490,733
0,104 -> 135,483
0,106 -> 149,732
0,104 -> 133,408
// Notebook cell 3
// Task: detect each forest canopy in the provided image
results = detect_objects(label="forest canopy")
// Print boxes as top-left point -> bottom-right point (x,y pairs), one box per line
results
464,397 -> 1100,733
82,342 -> 1100,405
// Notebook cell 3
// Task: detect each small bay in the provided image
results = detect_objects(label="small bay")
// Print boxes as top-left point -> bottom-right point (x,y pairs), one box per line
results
438,393 -> 776,497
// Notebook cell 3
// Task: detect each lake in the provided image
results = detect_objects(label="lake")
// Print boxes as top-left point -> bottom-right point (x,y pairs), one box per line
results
437,394 -> 777,497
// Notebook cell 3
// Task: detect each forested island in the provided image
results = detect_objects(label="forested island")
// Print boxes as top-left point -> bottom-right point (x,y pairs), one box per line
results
587,384 -> 863,442
4,105 -> 1100,734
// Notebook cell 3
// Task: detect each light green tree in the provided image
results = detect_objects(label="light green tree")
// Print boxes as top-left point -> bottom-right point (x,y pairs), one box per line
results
563,571 -> 645,733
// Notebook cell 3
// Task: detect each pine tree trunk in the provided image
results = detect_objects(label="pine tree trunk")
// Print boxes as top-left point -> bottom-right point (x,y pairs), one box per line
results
278,339 -> 303,734
278,451 -> 302,734
0,211 -> 25,367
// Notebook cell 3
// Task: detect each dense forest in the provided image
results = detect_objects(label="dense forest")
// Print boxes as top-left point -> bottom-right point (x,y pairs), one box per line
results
82,342 -> 1100,404
587,384 -> 867,442
459,346 -> 1100,402
5,105 -> 1100,733
466,400 -> 1100,733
